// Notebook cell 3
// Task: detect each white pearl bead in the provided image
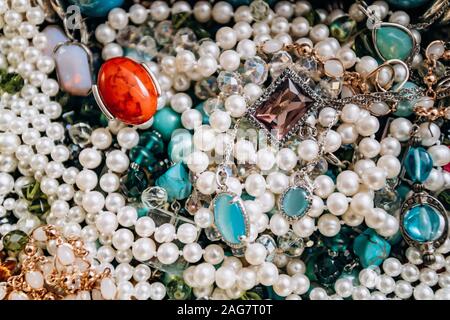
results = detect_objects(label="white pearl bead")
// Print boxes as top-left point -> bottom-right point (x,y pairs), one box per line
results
297,139 -> 319,162
216,26 -> 237,50
377,155 -> 401,178
314,175 -> 335,199
428,145 -> 450,167
418,122 -> 441,146
361,166 -> 387,190
196,171 -> 217,195
225,95 -> 247,118
390,118 -> 412,142
257,262 -> 279,286
245,243 -> 267,265
108,8 -> 128,30
212,1 -> 233,24
266,172 -> 289,194
380,137 -> 401,157
292,216 -> 315,238
326,192 -> 349,216
359,138 -> 381,158
219,50 -> 240,72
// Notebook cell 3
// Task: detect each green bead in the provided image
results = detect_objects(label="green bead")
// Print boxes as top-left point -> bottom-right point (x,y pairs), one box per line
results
375,25 -> 414,61
28,197 -> 50,216
305,9 -> 321,25
393,82 -> 419,117
353,29 -> 378,58
139,131 -> 164,154
22,181 -> 42,201
152,107 -> 182,141
3,230 -> 28,253
0,70 -> 24,94
166,276 -> 192,300
129,146 -> 158,168
330,16 -> 356,42
119,166 -> 148,199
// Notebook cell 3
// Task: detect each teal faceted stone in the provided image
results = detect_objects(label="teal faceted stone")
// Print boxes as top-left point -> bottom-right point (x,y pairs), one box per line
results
129,146 -> 157,168
375,25 -> 414,61
68,0 -> 124,17
155,163 -> 192,202
139,131 -> 164,155
281,187 -> 310,218
405,147 -> 433,183
120,166 -> 148,199
403,205 -> 444,242
353,229 -> 391,268
168,129 -> 193,163
393,82 -> 419,117
152,107 -> 182,141
213,193 -> 247,246
386,0 -> 430,8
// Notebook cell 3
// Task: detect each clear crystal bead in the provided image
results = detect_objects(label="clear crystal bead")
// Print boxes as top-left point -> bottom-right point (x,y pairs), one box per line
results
242,56 -> 269,85
142,186 -> 168,209
116,25 -> 141,47
154,20 -> 174,45
136,36 -> 158,59
250,0 -> 271,21
173,28 -> 197,51
316,76 -> 343,98
269,51 -> 293,78
256,234 -> 277,262
195,76 -> 219,100
205,226 -> 222,241
217,71 -> 242,95
68,123 -> 92,147
277,230 -> 305,257
203,97 -> 225,115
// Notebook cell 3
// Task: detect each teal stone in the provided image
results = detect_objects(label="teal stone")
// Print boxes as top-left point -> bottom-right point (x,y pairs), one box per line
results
68,0 -> 124,17
139,131 -> 164,154
375,25 -> 414,61
168,129 -> 193,163
156,163 -> 192,202
403,205 -> 444,242
129,146 -> 157,168
152,107 -> 182,142
386,0 -> 430,8
393,82 -> 419,117
213,193 -> 247,246
353,229 -> 391,268
405,147 -> 433,183
281,187 -> 310,218
195,102 -> 210,125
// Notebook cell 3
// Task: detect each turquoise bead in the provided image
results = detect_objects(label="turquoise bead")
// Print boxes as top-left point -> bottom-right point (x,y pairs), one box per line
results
375,25 -> 413,61
213,193 -> 247,246
129,146 -> 157,168
405,147 -> 433,183
281,187 -> 309,218
156,163 -> 192,202
386,0 -> 430,8
195,102 -> 210,125
353,229 -> 391,268
152,107 -> 182,142
68,0 -> 124,17
393,82 -> 419,117
168,129 -> 193,163
139,131 -> 164,154
403,205 -> 444,242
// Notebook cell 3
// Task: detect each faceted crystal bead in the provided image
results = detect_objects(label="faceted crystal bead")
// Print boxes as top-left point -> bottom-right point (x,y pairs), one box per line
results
296,56 -> 319,76
256,234 -> 277,262
155,21 -> 174,46
3,230 -> 28,253
249,0 -> 271,21
129,146 -> 158,168
277,230 -> 305,257
173,28 -> 197,51
374,188 -> 401,214
269,51 -> 293,78
353,228 -> 391,268
203,97 -> 225,116
317,76 -> 343,98
116,26 -> 141,47
195,76 -> 219,100
242,57 -> 269,85
141,186 -> 168,209
28,198 -> 50,216
135,36 -> 158,60
403,205 -> 445,242
120,166 -> 148,199
205,226 -> 222,241
166,276 -> 192,300
404,147 -> 433,183
0,70 -> 24,94
68,123 -> 92,147
185,191 -> 212,215
213,193 -> 247,246
217,71 -> 243,95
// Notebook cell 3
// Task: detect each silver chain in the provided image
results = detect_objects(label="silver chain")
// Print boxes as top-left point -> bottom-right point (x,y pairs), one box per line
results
409,0 -> 450,30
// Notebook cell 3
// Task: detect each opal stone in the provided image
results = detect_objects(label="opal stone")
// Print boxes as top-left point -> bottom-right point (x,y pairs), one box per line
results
156,163 -> 192,202
152,107 -> 182,141
168,129 -> 193,163
386,0 -> 430,8
68,0 -> 124,17
41,25 -> 69,57
405,147 -> 433,183
281,187 -> 309,218
393,82 -> 419,117
55,44 -> 92,96
353,229 -> 391,268
213,193 -> 247,246
403,205 -> 444,242
375,25 -> 414,61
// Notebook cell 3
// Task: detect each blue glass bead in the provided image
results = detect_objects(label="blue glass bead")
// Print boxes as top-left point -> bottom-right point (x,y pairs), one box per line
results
139,131 -> 164,154
155,163 -> 192,202
353,229 -> 391,268
152,107 -> 182,142
405,147 -> 433,183
213,193 -> 247,246
68,0 -> 124,17
393,82 -> 419,117
168,129 -> 193,163
281,187 -> 309,218
403,205 -> 444,242
375,25 -> 414,61
129,146 -> 157,168
386,0 -> 430,9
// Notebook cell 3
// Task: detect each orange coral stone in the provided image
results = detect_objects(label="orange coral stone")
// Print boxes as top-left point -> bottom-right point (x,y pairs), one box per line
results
97,57 -> 158,125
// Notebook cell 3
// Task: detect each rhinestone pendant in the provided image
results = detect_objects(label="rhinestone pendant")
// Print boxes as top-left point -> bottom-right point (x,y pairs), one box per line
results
247,68 -> 327,144
279,184 -> 313,221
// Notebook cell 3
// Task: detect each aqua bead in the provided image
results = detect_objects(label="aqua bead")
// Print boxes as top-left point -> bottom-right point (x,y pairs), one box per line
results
353,229 -> 391,268
139,131 -> 164,154
152,107 -> 182,141
393,82 -> 419,117
403,205 -> 444,242
281,187 -> 309,218
168,129 -> 193,163
405,147 -> 433,183
67,0 -> 124,17
129,146 -> 157,168
156,163 -> 192,202
213,193 -> 248,246
386,0 -> 430,8
375,25 -> 414,61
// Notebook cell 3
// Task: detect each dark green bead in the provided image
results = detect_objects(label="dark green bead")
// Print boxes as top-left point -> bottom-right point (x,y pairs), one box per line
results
172,12 -> 191,29
305,10 -> 321,25
166,276 -> 192,300
330,16 -> 356,42
3,230 -> 28,253
120,167 -> 148,199
129,146 -> 158,168
314,252 -> 345,286
353,29 -> 378,58
28,197 -> 50,216
139,131 -> 164,154
0,70 -> 24,94
22,181 -> 42,201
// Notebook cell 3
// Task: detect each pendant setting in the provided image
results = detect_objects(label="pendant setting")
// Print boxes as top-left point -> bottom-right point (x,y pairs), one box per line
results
211,191 -> 250,248
371,22 -> 416,63
278,185 -> 313,221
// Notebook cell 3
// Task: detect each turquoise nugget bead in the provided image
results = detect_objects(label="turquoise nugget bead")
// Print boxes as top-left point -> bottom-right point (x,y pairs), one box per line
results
353,229 -> 391,268
156,163 -> 192,202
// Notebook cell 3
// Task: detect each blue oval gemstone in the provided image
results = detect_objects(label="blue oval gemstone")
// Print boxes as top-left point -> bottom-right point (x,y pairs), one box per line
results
281,187 -> 310,218
405,147 -> 433,183
68,0 -> 124,17
403,205 -> 444,242
213,193 -> 247,246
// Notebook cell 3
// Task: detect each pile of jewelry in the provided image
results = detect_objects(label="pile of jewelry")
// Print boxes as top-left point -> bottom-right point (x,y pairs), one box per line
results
0,0 -> 450,300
